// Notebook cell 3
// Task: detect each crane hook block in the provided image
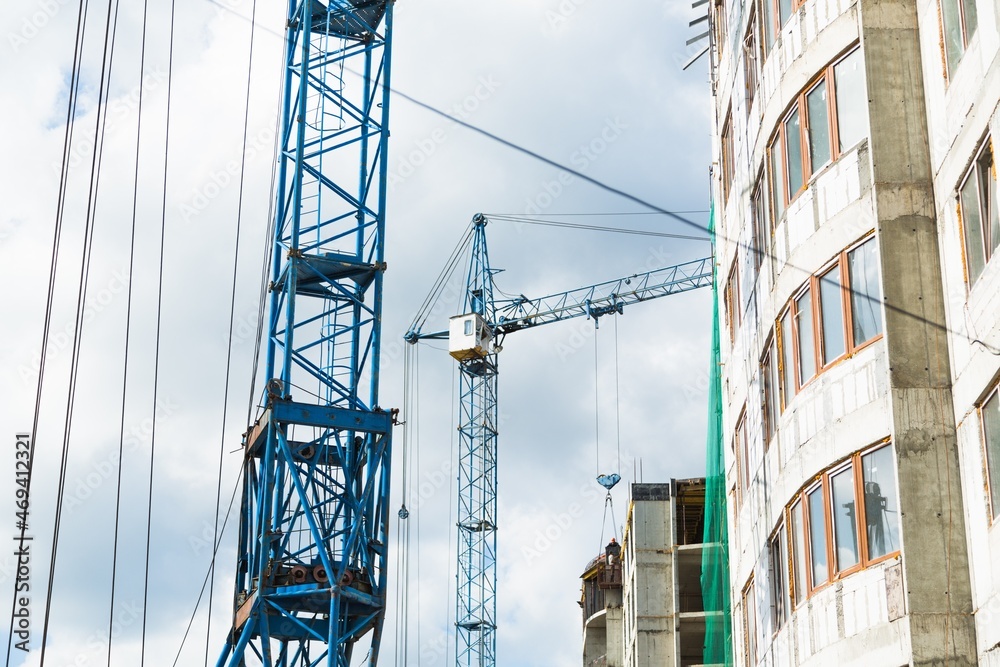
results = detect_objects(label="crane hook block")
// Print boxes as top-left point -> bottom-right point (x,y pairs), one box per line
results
597,473 -> 621,490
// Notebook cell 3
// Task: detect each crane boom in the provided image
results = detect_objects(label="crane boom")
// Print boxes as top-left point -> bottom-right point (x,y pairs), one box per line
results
404,215 -> 711,667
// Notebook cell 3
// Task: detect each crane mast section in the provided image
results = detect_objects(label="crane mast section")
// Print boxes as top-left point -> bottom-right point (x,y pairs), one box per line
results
218,2 -> 394,666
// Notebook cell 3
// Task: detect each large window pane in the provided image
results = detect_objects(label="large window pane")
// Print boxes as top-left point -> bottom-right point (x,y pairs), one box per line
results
942,0 -> 965,76
807,486 -> 828,588
784,109 -> 803,196
961,173 -> 987,284
761,0 -> 775,51
830,466 -> 859,571
984,390 -> 1000,519
777,0 -> 792,27
834,49 -> 869,152
806,81 -> 831,171
795,288 -> 815,385
770,525 -> 789,629
848,238 -> 883,345
780,310 -> 795,406
962,0 -> 978,51
770,137 -> 786,220
861,445 -> 901,559
819,266 -> 846,364
762,344 -> 777,445
981,147 -> 999,259
790,501 -> 807,604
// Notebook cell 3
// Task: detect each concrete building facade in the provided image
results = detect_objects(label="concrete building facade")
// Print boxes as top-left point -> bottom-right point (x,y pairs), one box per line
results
709,0 -> 1000,665
580,481 -> 710,667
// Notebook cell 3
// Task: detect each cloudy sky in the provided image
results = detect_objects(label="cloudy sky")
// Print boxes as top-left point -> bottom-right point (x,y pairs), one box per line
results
0,0 -> 713,665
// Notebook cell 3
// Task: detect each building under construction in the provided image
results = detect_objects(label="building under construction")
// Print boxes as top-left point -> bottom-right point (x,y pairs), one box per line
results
709,0 -> 1000,664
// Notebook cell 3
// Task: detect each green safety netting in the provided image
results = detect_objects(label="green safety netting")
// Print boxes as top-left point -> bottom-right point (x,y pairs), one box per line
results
701,203 -> 733,666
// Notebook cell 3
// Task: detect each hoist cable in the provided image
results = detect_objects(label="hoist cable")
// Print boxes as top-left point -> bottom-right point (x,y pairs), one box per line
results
613,315 -> 621,475
593,326 -> 600,477
140,0 -> 177,662
38,0 -> 117,661
206,0 -> 260,660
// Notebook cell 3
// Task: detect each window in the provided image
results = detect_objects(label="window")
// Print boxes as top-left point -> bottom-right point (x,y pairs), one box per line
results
861,445 -> 901,557
829,464 -> 859,572
726,258 -> 740,344
833,49 -> 869,152
736,410 -> 750,499
794,287 -> 815,386
742,577 -> 758,667
784,443 -> 901,601
751,176 -> 768,272
805,484 -> 827,589
760,0 -> 798,51
959,140 -> 998,285
714,0 -> 728,56
744,9 -> 760,108
789,500 -> 807,605
778,308 -> 794,409
768,135 -> 786,224
818,264 -> 846,365
847,237 -> 883,345
941,0 -> 978,78
777,235 -> 883,402
768,46 -> 870,213
981,384 -> 1000,521
769,524 -> 789,629
722,112 -> 735,202
761,337 -> 778,447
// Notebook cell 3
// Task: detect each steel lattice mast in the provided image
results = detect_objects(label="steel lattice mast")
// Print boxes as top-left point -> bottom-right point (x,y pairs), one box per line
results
454,214 -> 499,666
217,1 -> 394,665
405,215 -> 712,667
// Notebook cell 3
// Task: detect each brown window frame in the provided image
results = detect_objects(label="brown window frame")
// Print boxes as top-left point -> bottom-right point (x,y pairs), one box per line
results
725,256 -> 740,344
742,575 -> 758,667
761,335 -> 778,450
783,441 -> 901,604
743,7 -> 760,109
776,234 -> 884,403
721,110 -> 735,203
768,522 -> 790,632
767,45 -> 863,214
735,408 -> 749,502
981,382 -> 1000,523
958,138 -> 998,286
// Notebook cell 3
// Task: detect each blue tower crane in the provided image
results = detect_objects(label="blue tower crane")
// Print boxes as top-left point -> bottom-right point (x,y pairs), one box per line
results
217,1 -> 394,665
405,214 -> 712,667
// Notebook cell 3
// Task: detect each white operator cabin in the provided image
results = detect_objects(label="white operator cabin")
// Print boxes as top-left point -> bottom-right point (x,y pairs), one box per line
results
448,313 -> 493,361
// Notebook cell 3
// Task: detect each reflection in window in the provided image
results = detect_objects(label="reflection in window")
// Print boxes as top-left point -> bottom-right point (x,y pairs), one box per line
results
861,445 -> 901,559
834,49 -> 869,152
848,238 -> 883,345
981,389 -> 1000,520
790,501 -> 807,604
819,266 -> 845,364
807,486 -> 827,588
830,466 -> 859,571
806,81 -> 830,171
795,288 -> 815,385
784,109 -> 803,196
959,141 -> 998,285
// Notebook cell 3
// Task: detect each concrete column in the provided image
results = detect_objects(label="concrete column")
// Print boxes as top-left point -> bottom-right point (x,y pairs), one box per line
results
859,1 -> 977,664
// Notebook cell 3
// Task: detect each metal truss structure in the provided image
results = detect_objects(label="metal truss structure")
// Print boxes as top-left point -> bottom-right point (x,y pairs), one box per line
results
217,1 -> 394,665
406,214 -> 712,667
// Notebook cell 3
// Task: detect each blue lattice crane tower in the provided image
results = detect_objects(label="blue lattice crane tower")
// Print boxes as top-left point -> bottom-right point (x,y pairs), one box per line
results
217,1 -> 395,665
406,215 -> 712,667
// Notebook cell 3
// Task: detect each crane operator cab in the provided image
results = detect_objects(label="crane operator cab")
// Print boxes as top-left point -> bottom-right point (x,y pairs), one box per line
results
449,313 -> 493,361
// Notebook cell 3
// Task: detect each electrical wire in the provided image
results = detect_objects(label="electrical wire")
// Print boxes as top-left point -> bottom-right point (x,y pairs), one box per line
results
206,0 -> 260,660
485,213 -> 710,242
140,0 -> 177,662
407,222 -> 475,337
38,0 -> 117,662
6,0 -> 87,659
